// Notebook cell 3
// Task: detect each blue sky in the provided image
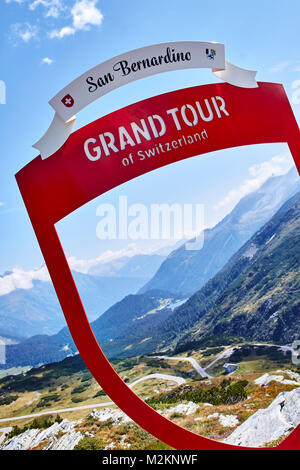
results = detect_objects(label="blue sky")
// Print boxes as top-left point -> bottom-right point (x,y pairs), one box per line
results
0,0 -> 299,278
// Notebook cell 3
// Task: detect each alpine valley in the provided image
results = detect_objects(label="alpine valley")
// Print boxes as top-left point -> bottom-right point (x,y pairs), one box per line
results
0,167 -> 299,369
0,167 -> 300,451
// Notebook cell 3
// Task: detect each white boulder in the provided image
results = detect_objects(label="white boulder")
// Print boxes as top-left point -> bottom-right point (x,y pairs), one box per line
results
219,414 -> 239,428
0,419 -> 83,451
255,372 -> 300,387
161,401 -> 199,417
89,407 -> 132,424
224,387 -> 300,447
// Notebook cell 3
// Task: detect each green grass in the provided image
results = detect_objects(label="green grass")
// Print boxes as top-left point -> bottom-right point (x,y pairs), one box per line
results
0,394 -> 18,406
6,415 -> 63,439
74,436 -> 104,450
146,379 -> 248,406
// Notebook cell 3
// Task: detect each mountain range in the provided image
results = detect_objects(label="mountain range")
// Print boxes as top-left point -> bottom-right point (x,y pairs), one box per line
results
0,253 -> 165,339
140,167 -> 300,296
1,167 -> 299,368
88,253 -> 164,278
3,290 -> 183,367
95,189 -> 300,358
156,189 -> 300,351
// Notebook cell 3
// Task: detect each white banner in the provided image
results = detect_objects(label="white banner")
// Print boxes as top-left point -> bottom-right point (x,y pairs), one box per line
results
34,41 -> 257,159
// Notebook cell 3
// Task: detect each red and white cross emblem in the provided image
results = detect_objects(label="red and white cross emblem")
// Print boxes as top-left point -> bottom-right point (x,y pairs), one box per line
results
61,94 -> 74,107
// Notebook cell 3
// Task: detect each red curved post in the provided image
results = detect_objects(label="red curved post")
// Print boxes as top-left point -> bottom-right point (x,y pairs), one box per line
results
16,82 -> 300,450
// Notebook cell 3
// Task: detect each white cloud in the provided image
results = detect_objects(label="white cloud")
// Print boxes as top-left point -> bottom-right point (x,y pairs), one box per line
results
5,0 -> 24,4
67,243 -> 147,274
49,0 -> 103,39
67,240 -> 180,274
45,5 -> 60,17
6,0 -> 103,40
0,245 -> 142,295
49,25 -> 75,38
0,203 -> 4,207
269,61 -> 292,73
29,0 -> 47,6
291,79 -> 300,105
213,155 -> 292,213
71,0 -> 103,30
29,0 -> 63,18
10,22 -> 39,43
0,266 -> 50,296
41,56 -> 54,64
0,238 -> 178,295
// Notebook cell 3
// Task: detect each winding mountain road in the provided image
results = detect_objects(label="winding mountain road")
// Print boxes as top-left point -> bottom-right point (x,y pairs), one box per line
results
129,373 -> 186,388
154,355 -> 213,379
0,373 -> 186,424
204,347 -> 236,371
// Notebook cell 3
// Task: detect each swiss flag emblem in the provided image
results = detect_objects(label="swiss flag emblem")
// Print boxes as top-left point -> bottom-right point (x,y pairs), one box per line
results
61,94 -> 74,107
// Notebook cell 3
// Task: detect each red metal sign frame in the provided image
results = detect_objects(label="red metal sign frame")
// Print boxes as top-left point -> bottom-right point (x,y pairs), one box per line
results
16,82 -> 300,450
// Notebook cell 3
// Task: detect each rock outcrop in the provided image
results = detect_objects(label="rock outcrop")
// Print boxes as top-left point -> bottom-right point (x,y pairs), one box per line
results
0,419 -> 83,451
224,387 -> 300,447
161,401 -> 199,417
89,407 -> 132,424
89,401 -> 200,423
254,370 -> 300,387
